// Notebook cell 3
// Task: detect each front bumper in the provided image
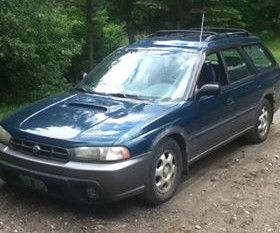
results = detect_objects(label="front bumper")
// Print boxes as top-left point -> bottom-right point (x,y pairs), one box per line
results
0,143 -> 151,203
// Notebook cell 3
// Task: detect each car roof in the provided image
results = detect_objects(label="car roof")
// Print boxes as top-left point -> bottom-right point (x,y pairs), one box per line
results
129,28 -> 262,52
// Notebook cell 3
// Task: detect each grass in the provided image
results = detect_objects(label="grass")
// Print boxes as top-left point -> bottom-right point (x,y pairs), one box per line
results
0,104 -> 27,121
267,39 -> 280,62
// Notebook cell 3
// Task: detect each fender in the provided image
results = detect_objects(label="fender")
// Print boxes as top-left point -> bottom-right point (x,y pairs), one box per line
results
150,125 -> 190,172
261,88 -> 275,102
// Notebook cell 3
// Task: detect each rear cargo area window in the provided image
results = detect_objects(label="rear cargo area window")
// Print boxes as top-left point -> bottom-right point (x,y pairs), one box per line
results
244,45 -> 274,71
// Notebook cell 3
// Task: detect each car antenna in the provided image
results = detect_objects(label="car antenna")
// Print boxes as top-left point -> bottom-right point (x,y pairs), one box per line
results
199,12 -> 205,48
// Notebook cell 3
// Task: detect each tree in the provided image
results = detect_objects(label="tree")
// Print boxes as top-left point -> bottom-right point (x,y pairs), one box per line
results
69,0 -> 105,69
107,0 -> 168,42
0,0 -> 83,101
65,6 -> 127,83
87,0 -> 95,69
107,0 -> 137,44
202,0 -> 245,28
234,0 -> 280,35
1,0 -> 279,103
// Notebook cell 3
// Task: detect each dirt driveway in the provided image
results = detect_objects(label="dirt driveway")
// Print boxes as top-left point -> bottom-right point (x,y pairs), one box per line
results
1,113 -> 280,233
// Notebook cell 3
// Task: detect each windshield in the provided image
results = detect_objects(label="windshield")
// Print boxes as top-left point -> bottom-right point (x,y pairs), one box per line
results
79,49 -> 198,100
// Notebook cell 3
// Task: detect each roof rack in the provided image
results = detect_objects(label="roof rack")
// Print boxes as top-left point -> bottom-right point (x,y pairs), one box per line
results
147,30 -> 216,38
147,28 -> 251,42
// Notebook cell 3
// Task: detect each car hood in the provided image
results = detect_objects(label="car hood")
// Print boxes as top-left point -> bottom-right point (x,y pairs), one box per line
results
2,92 -> 177,146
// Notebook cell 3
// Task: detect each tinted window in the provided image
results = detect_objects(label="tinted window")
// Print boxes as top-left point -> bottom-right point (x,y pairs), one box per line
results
244,45 -> 274,71
222,49 -> 252,83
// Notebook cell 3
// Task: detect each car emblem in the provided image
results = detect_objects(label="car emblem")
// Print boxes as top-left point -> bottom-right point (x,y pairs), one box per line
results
32,145 -> 41,155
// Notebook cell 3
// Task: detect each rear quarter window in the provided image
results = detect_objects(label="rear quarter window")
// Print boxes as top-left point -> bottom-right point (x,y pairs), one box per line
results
244,45 -> 275,72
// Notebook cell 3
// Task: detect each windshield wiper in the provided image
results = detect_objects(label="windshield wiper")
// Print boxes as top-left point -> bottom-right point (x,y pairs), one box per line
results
107,93 -> 151,101
75,89 -> 151,101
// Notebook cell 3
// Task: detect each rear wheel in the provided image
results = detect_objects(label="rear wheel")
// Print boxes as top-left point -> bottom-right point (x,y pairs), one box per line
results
142,138 -> 183,205
246,99 -> 272,143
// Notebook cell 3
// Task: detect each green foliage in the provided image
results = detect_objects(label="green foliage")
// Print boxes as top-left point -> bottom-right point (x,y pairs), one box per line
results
94,10 -> 127,61
66,9 -> 127,84
204,0 -> 245,28
0,0 -> 83,102
0,0 -> 279,105
236,0 -> 280,35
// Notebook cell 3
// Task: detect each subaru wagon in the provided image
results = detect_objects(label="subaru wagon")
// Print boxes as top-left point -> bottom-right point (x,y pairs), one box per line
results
0,28 -> 279,205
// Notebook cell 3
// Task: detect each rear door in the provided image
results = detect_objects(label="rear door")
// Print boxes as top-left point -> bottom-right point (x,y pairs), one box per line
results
221,48 -> 262,131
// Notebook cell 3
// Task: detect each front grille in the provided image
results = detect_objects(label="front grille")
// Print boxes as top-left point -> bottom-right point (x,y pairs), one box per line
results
9,138 -> 69,162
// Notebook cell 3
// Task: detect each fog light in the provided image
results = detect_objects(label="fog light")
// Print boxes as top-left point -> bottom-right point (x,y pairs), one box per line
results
86,185 -> 99,200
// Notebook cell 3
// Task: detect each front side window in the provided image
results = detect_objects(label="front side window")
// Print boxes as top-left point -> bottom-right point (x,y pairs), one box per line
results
244,45 -> 274,71
80,49 -> 198,100
222,49 -> 252,83
196,53 -> 227,89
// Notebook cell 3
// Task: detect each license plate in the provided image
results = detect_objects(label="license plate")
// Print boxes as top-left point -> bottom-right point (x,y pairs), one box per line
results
19,175 -> 48,193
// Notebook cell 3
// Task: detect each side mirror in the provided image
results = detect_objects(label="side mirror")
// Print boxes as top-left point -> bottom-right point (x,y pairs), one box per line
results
196,83 -> 221,99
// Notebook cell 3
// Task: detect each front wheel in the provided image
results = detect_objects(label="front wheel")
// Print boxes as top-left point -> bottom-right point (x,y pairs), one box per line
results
142,138 -> 183,205
246,99 -> 272,144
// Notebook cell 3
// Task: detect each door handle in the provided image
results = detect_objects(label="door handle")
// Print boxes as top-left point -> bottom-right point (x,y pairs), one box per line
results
226,97 -> 235,105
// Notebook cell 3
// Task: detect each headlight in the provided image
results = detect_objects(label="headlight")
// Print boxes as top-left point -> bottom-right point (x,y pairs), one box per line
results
70,147 -> 130,162
0,126 -> 12,145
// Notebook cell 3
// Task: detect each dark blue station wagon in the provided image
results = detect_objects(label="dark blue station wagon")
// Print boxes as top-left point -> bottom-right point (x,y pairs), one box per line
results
0,28 -> 280,205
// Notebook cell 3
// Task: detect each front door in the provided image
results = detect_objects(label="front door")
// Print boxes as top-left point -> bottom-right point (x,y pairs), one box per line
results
187,52 -> 238,161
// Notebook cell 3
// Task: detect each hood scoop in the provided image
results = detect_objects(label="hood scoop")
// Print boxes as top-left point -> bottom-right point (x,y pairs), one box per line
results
67,102 -> 107,113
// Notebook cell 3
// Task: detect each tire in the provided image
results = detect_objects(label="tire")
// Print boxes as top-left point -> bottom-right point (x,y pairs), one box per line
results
142,138 -> 183,205
245,99 -> 273,144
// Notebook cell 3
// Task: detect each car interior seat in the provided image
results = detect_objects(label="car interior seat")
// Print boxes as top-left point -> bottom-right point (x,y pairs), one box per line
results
197,62 -> 217,89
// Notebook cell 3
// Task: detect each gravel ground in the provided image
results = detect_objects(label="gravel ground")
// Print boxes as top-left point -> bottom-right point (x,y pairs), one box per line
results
1,113 -> 280,233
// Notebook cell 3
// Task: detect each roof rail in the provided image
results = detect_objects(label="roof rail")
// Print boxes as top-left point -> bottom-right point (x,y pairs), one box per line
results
147,28 -> 251,42
190,27 -> 249,34
147,30 -> 216,38
190,27 -> 251,41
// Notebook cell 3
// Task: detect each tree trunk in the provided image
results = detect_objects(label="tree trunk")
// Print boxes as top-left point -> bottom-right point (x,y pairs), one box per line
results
124,2 -> 136,44
126,19 -> 136,44
176,0 -> 184,29
87,0 -> 94,70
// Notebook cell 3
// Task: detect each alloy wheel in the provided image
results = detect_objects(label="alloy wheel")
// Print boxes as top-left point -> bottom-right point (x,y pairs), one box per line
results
258,106 -> 269,137
155,151 -> 177,194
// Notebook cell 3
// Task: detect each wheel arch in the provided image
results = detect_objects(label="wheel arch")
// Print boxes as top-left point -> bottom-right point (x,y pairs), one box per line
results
263,92 -> 275,122
150,126 -> 189,173
264,93 -> 274,110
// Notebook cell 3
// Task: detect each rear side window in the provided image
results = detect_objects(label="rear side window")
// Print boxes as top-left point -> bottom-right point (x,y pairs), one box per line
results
244,45 -> 275,71
222,49 -> 252,83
